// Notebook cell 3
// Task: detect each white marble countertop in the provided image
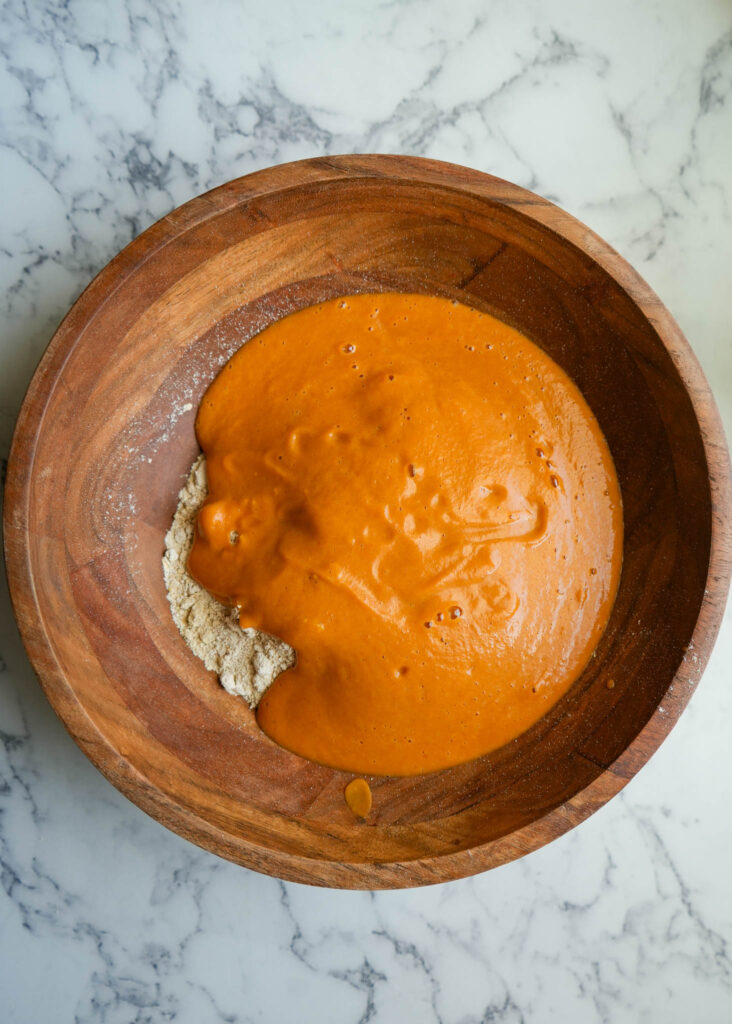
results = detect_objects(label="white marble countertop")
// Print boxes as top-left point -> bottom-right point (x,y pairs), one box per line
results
1,1 -> 731,1021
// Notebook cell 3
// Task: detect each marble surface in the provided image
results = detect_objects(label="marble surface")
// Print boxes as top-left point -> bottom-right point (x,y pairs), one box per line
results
2,0 -> 731,1020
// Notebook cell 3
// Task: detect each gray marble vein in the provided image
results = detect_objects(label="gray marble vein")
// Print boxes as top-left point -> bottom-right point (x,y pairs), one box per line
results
1,0 -> 731,1021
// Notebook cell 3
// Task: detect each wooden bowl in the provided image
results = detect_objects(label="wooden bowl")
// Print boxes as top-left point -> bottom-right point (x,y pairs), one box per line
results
5,156 -> 731,889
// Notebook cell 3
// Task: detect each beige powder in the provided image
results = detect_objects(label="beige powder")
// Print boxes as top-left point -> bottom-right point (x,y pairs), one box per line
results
162,454 -> 295,707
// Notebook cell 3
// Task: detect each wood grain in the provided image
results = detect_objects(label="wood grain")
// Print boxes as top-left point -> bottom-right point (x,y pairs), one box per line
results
4,155 -> 731,888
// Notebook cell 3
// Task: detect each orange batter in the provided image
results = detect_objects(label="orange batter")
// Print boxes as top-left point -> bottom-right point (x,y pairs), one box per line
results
188,293 -> 622,776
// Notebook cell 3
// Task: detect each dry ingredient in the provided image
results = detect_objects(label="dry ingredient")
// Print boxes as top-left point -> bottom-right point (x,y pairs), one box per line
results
162,454 -> 294,707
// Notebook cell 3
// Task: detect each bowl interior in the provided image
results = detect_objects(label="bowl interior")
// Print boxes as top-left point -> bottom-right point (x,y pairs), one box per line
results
9,159 -> 719,886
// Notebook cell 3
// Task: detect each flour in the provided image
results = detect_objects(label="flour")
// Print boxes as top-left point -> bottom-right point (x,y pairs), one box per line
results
162,454 -> 295,707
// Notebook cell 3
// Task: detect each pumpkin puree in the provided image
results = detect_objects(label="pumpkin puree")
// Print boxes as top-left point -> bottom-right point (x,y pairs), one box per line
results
188,293 -> 622,776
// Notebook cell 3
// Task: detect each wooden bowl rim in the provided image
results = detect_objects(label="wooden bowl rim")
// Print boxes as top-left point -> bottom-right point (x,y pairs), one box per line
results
4,154 -> 731,889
